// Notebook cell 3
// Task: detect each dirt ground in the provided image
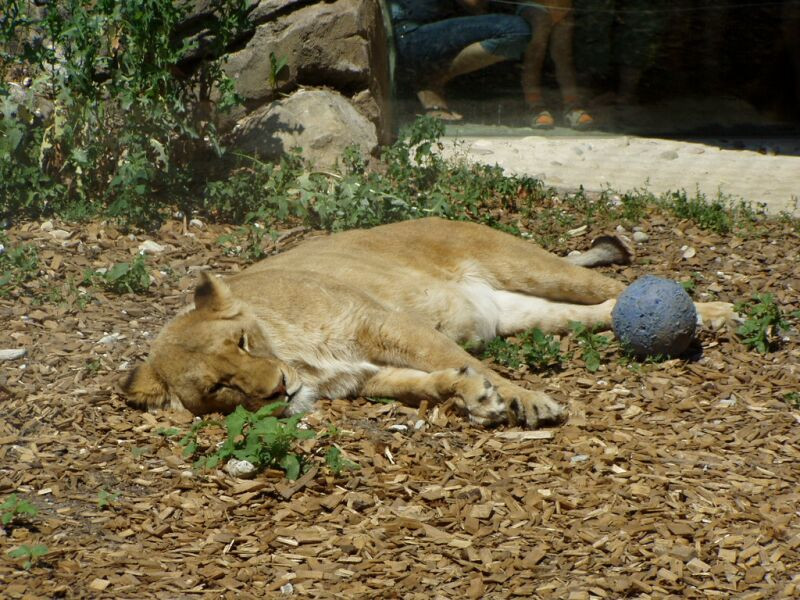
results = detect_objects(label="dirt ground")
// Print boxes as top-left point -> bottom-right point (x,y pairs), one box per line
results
1,205 -> 799,599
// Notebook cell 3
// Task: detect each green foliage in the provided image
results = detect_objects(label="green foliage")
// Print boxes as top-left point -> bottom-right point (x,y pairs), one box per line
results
97,489 -> 119,509
1,493 -> 38,527
89,254 -> 150,294
0,237 -> 39,296
569,322 -> 611,372
735,293 -> 789,353
324,446 -> 359,476
268,52 -> 288,89
783,391 -> 800,408
0,0 -> 250,225
7,544 -> 48,570
664,190 -> 734,234
181,404 -> 315,480
482,328 -> 564,371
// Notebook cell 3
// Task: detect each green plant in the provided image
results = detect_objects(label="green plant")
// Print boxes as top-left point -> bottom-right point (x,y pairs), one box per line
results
7,544 -> 48,570
97,489 -> 119,509
93,254 -> 150,294
664,190 -> 733,234
1,0 -> 250,226
735,293 -> 789,353
570,322 -> 611,372
268,51 -> 288,89
0,238 -> 39,296
324,446 -> 359,475
1,493 -> 38,527
482,328 -> 563,371
181,404 -> 315,480
783,392 -> 800,408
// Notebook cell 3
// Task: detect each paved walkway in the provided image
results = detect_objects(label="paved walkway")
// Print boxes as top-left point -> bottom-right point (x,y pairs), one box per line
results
441,128 -> 800,216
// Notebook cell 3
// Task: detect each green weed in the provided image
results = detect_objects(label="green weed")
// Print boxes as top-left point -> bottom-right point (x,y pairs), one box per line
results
97,489 -> 119,509
735,293 -> 790,353
324,446 -> 359,476
7,544 -> 48,570
181,404 -> 315,480
569,322 -> 611,372
268,52 -> 289,89
1,493 -> 38,527
482,328 -> 564,371
0,238 -> 39,296
89,254 -> 151,294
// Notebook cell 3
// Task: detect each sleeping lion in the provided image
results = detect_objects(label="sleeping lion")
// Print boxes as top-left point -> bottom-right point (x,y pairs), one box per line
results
122,218 -> 734,428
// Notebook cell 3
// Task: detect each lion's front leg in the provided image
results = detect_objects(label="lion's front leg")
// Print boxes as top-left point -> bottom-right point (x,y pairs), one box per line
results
360,366 -> 565,428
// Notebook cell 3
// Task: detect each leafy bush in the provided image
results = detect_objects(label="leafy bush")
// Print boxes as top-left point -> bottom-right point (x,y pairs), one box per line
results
7,544 -> 48,570
569,322 -> 611,372
0,0 -> 250,226
86,254 -> 150,294
181,403 -> 315,480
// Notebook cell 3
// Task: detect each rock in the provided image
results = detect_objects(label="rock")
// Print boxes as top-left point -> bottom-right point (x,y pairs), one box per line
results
387,424 -> 408,432
97,333 -> 124,345
280,582 -> 294,595
189,218 -> 204,229
225,458 -> 258,479
682,246 -> 697,259
49,229 -> 72,240
40,220 -> 54,231
0,348 -> 27,361
138,240 -> 166,255
226,89 -> 378,169
633,231 -> 649,243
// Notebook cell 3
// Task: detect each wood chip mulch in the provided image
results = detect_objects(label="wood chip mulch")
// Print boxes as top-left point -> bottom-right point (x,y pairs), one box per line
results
1,211 -> 798,599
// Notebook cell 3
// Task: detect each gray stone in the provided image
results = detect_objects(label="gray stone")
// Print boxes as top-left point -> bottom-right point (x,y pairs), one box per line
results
225,458 -> 258,479
138,240 -> 166,255
0,348 -> 27,361
633,231 -> 649,243
226,89 -> 378,169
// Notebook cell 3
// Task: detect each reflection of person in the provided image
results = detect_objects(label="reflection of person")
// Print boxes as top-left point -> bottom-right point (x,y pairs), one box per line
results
389,0 -> 593,129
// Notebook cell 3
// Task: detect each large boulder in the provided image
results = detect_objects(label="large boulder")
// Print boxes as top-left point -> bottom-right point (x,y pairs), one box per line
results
225,88 -> 378,169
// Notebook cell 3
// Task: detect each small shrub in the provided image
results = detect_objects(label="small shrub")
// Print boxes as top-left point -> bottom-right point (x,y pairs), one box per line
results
97,489 -> 119,509
735,293 -> 789,353
664,190 -> 733,234
181,403 -> 315,480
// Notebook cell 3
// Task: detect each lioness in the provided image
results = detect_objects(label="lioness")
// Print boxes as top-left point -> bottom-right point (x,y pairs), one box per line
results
122,218 -> 733,428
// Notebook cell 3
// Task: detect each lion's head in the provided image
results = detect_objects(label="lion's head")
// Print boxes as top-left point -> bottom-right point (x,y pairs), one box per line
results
121,273 -> 302,415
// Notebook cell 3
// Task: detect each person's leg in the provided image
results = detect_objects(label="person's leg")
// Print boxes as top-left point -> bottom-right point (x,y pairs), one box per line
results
395,14 -> 531,119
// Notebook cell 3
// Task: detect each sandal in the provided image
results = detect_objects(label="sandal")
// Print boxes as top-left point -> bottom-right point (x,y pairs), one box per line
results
531,109 -> 555,129
422,106 -> 463,121
564,107 -> 594,130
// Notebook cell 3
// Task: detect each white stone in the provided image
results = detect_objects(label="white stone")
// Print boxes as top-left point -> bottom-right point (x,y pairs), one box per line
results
138,240 -> 165,254
97,333 -> 124,345
387,424 -> 408,432
189,218 -> 204,229
225,458 -> 257,478
49,229 -> 71,240
632,231 -> 649,243
280,583 -> 294,595
0,348 -> 27,361
40,220 -> 54,231
682,246 -> 697,259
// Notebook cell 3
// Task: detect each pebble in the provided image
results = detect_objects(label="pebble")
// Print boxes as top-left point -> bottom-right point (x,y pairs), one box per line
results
570,454 -> 589,463
414,419 -> 426,430
138,240 -> 165,254
280,583 -> 294,594
49,229 -> 72,240
40,220 -> 54,231
387,424 -> 408,433
225,458 -> 257,479
682,246 -> 697,259
0,348 -> 27,361
615,225 -> 627,234
632,231 -> 649,243
97,333 -> 124,345
189,218 -> 204,229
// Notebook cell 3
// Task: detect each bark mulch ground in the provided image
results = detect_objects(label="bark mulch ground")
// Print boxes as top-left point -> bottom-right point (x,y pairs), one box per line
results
1,209 -> 798,599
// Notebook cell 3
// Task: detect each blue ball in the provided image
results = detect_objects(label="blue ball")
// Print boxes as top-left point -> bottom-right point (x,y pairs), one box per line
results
612,275 -> 697,358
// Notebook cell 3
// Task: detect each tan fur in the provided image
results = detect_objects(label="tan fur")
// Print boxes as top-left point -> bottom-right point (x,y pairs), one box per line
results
122,218 -> 734,428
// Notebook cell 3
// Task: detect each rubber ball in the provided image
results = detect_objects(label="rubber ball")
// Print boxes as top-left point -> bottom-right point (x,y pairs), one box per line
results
611,275 -> 697,358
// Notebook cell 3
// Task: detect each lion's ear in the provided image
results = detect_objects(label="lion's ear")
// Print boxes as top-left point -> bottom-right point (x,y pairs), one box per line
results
194,272 -> 236,314
120,363 -> 168,410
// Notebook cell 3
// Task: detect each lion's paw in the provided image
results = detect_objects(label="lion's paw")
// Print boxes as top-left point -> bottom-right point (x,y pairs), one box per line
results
696,301 -> 741,331
506,389 -> 566,429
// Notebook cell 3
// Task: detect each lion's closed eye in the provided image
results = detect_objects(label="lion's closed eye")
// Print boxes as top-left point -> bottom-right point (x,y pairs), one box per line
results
237,332 -> 249,352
